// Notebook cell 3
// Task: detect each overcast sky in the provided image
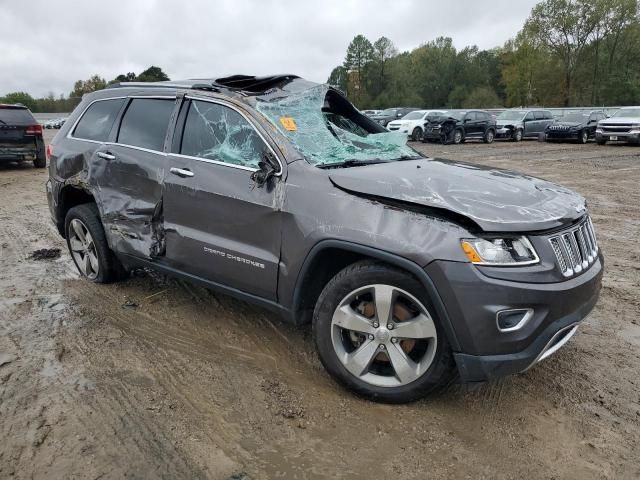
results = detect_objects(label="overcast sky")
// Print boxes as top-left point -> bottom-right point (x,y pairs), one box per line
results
0,0 -> 539,98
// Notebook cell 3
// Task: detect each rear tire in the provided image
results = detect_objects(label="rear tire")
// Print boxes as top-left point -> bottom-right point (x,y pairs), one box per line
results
312,261 -> 455,403
64,204 -> 125,283
33,155 -> 46,168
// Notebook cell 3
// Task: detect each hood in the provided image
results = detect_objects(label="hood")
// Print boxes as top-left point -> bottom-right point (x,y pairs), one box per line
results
600,117 -> 639,124
328,158 -> 586,232
496,120 -> 523,127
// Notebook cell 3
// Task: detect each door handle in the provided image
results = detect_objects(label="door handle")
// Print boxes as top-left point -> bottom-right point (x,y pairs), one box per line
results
97,151 -> 115,161
170,167 -> 194,178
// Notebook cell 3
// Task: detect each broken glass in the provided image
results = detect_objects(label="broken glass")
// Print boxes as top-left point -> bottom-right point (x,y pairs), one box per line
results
256,85 -> 419,166
181,100 -> 265,168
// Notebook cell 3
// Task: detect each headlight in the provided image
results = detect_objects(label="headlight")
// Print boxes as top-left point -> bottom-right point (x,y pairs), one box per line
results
460,237 -> 539,266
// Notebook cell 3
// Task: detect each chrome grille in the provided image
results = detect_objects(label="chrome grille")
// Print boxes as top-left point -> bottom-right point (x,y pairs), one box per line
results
549,216 -> 598,277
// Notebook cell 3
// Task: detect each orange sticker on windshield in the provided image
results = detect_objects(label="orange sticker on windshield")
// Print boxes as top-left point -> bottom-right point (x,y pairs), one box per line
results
279,117 -> 297,131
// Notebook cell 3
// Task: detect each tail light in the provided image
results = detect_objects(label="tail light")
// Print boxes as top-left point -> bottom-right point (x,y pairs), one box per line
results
26,124 -> 43,135
46,144 -> 53,160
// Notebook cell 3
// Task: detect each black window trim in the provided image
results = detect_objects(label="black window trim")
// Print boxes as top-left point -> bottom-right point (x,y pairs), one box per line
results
68,95 -> 177,154
114,96 -> 178,154
170,95 -> 284,177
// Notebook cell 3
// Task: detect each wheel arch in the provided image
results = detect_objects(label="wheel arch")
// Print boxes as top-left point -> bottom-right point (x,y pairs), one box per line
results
57,185 -> 97,237
290,240 -> 461,351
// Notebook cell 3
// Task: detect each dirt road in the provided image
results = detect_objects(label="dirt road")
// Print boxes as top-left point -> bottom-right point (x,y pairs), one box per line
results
1,131 -> 639,479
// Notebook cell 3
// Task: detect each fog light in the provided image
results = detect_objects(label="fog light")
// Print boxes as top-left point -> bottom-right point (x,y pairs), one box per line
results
496,308 -> 533,332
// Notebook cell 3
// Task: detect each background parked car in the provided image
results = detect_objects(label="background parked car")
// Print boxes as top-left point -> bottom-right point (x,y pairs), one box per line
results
595,106 -> 640,145
0,103 -> 46,168
369,107 -> 419,127
387,109 -> 446,141
361,109 -> 382,116
545,110 -> 606,144
422,110 -> 496,144
495,109 -> 554,141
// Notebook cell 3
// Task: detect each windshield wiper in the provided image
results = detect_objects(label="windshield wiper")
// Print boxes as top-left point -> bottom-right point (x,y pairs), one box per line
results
317,159 -> 391,169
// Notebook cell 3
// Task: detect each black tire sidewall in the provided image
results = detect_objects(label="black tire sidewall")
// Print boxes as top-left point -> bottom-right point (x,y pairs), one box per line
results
64,203 -> 118,283
411,127 -> 422,142
312,262 -> 454,403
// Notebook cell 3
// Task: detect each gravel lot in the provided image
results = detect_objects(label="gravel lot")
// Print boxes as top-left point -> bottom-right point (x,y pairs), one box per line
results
1,130 -> 639,479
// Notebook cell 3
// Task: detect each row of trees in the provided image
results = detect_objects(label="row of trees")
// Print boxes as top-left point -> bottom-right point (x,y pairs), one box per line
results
0,66 -> 170,113
328,0 -> 640,109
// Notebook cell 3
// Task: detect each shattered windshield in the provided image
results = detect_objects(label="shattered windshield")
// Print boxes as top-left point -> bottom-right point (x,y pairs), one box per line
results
256,84 -> 420,167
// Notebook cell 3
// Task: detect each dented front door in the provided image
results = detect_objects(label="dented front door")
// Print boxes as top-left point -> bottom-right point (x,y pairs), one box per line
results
163,98 -> 283,300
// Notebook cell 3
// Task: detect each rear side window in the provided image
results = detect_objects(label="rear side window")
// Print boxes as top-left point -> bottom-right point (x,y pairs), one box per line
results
543,111 -> 553,120
0,107 -> 36,125
117,98 -> 174,151
180,100 -> 266,169
534,111 -> 544,120
73,99 -> 124,142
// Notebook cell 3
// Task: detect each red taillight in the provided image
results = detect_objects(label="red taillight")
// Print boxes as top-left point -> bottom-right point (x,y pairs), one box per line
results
26,124 -> 43,135
46,144 -> 53,160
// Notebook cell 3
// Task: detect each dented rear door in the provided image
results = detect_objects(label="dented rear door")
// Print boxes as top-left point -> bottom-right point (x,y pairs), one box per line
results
163,98 -> 283,300
97,96 -> 176,259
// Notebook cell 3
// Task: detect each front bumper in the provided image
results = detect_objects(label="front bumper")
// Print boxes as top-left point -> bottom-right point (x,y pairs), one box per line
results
546,130 -> 580,140
425,255 -> 603,382
495,127 -> 515,138
596,131 -> 640,143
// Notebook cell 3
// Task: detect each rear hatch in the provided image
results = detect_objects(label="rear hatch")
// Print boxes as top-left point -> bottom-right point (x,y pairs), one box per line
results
0,106 -> 41,155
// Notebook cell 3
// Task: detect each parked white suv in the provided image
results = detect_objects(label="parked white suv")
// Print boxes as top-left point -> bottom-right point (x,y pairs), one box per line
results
596,107 -> 640,145
387,110 -> 446,141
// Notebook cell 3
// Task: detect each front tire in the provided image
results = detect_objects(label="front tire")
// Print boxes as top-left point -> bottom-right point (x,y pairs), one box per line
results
483,129 -> 495,144
579,129 -> 588,144
512,129 -> 523,142
596,136 -> 607,145
312,261 -> 455,403
452,129 -> 463,145
65,204 -> 124,283
411,127 -> 423,142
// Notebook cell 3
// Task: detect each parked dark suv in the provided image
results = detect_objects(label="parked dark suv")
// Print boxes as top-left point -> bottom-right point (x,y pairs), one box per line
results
369,107 -> 418,128
422,110 -> 496,144
47,75 -> 603,403
0,104 -> 46,167
545,110 -> 606,143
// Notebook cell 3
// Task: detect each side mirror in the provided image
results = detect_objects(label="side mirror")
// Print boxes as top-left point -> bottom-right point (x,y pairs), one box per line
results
250,151 -> 279,188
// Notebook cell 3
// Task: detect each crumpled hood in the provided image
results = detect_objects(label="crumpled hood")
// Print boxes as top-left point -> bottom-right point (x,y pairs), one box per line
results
328,158 -> 587,232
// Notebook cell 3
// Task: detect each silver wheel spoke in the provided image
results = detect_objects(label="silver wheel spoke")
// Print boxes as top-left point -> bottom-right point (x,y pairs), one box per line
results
88,250 -> 99,273
72,220 -> 86,243
333,306 -> 376,335
69,237 -> 84,252
342,340 -> 378,377
393,314 -> 437,339
83,253 -> 92,276
373,285 -> 394,325
386,342 -> 420,384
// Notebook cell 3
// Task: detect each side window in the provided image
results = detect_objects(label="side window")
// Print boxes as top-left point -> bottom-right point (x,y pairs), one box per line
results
544,111 -> 553,120
534,111 -> 544,120
73,98 -> 124,142
465,112 -> 476,121
180,100 -> 266,169
117,98 -> 174,151
479,112 -> 489,121
524,112 -> 535,121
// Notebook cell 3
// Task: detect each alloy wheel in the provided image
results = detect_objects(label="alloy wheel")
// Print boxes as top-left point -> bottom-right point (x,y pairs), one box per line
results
330,284 -> 438,387
68,218 -> 99,279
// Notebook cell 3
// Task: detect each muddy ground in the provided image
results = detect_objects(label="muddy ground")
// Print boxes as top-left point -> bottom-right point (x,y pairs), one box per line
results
0,130 -> 639,479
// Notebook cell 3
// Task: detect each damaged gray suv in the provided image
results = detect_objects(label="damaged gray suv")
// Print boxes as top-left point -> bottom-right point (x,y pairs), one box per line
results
47,75 -> 603,403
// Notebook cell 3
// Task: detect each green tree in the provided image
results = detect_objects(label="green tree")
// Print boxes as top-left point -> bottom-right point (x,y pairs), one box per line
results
70,75 -> 107,98
327,66 -> 348,93
0,92 -> 36,110
343,34 -> 374,103
136,66 -> 170,82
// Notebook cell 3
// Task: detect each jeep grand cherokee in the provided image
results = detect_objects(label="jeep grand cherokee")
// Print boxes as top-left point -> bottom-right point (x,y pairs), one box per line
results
46,75 -> 603,403
0,104 -> 46,167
